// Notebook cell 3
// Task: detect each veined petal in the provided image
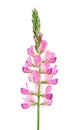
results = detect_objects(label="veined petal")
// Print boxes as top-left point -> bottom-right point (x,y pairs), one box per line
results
46,100 -> 53,106
27,45 -> 35,56
33,55 -> 42,66
27,56 -> 33,66
38,40 -> 48,53
44,74 -> 53,82
41,60 -> 50,71
42,98 -> 53,106
29,70 -> 40,83
44,50 -> 55,61
21,103 -> 30,109
52,65 -> 58,75
26,95 -> 35,103
46,85 -> 52,94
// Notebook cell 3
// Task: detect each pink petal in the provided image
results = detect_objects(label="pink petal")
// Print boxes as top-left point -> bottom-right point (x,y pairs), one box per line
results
44,50 -> 51,60
27,56 -> 33,66
52,65 -> 58,75
21,88 -> 29,94
43,98 -> 53,106
44,50 -> 55,60
49,57 -> 57,63
33,55 -> 42,66
44,74 -> 53,81
45,94 -> 53,99
46,100 -> 53,106
21,103 -> 30,109
41,60 -> 50,71
22,66 -> 31,73
38,40 -> 48,53
46,68 -> 52,74
29,70 -> 40,83
26,95 -> 35,103
27,46 -> 35,56
46,85 -> 52,94
48,79 -> 58,84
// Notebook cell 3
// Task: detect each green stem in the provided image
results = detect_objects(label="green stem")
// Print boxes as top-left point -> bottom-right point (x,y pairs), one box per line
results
37,82 -> 40,130
37,66 -> 41,130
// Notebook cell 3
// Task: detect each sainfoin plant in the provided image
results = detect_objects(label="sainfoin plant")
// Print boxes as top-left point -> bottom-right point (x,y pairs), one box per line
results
21,8 -> 58,130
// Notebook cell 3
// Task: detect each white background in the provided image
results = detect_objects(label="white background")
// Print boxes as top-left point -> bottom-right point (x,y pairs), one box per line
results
0,0 -> 77,130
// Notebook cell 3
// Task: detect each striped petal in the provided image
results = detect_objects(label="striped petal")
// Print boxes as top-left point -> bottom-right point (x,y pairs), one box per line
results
33,55 -> 42,66
29,70 -> 40,83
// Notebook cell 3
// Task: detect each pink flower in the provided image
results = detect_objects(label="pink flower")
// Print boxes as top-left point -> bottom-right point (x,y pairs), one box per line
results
46,68 -> 52,74
44,94 -> 53,99
33,55 -> 42,66
49,57 -> 57,63
44,74 -> 53,82
47,79 -> 58,85
45,65 -> 58,74
41,85 -> 53,106
41,98 -> 53,106
45,99 -> 53,106
22,66 -> 32,73
26,55 -> 42,67
44,50 -> 56,63
52,65 -> 58,75
21,88 -> 29,94
38,40 -> 48,53
41,60 -> 51,72
26,95 -> 35,103
21,82 -> 32,95
27,45 -> 35,56
21,103 -> 30,109
44,50 -> 55,59
26,56 -> 33,66
45,85 -> 52,94
29,70 -> 40,83
43,85 -> 53,99
21,94 -> 36,109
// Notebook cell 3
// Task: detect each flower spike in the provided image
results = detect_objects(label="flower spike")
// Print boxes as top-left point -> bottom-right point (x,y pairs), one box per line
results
21,8 -> 58,130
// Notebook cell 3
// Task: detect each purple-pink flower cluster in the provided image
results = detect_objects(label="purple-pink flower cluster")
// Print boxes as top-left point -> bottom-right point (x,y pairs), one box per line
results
21,39 -> 58,109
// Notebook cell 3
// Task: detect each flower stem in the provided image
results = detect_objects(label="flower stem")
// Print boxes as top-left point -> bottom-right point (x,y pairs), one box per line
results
37,82 -> 40,130
37,66 -> 41,130
32,9 -> 41,130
